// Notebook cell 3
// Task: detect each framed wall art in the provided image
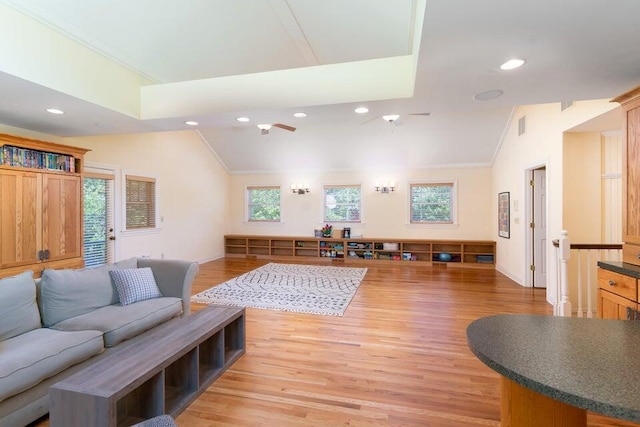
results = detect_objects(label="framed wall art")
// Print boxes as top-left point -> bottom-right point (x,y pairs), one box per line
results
498,191 -> 510,239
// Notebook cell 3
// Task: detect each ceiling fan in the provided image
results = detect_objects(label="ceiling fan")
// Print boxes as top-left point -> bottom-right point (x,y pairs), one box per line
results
257,123 -> 296,135
361,112 -> 431,126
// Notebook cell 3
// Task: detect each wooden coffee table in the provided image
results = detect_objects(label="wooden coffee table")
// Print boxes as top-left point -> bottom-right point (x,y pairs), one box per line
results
50,306 -> 245,427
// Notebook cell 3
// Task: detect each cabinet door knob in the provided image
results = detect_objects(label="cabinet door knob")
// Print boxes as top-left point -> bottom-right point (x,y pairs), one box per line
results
609,280 -> 616,286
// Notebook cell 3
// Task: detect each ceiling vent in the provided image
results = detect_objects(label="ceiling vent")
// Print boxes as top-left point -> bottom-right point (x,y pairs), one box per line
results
561,101 -> 574,111
518,116 -> 526,136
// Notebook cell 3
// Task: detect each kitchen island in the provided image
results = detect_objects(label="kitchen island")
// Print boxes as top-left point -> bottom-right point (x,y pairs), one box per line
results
467,314 -> 640,426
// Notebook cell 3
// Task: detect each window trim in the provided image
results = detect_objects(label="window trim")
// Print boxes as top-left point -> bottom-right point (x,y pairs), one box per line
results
246,185 -> 282,223
323,184 -> 362,223
408,181 -> 457,225
122,171 -> 159,233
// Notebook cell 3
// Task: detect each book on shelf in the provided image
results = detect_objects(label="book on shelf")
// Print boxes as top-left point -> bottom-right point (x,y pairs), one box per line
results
1,145 -> 75,172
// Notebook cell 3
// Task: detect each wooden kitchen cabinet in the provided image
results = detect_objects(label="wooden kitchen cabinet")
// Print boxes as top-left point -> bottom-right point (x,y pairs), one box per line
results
612,87 -> 640,265
597,267 -> 638,319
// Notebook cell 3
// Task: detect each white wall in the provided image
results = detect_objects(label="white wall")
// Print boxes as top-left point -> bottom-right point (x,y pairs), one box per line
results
492,99 -> 619,303
65,130 -> 230,263
563,132 -> 603,242
229,167 -> 493,240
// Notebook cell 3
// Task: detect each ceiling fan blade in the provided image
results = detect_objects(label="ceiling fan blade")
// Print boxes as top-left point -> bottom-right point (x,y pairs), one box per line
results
272,123 -> 296,132
409,112 -> 431,116
360,116 -> 380,125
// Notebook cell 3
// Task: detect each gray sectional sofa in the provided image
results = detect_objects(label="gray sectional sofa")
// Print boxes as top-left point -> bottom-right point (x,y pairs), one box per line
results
0,257 -> 199,427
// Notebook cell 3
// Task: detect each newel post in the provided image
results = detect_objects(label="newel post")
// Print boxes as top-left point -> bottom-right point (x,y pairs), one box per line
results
558,230 -> 572,316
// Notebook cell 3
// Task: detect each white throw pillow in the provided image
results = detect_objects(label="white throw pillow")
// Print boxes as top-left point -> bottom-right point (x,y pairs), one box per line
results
109,268 -> 162,306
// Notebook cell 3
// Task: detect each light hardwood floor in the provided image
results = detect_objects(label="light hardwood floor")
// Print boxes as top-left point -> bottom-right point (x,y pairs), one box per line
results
33,258 -> 639,426
176,259 -> 638,427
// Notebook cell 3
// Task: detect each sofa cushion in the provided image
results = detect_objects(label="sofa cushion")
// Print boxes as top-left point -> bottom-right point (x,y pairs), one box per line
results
0,271 -> 41,341
40,258 -> 138,327
110,267 -> 162,306
52,297 -> 182,347
0,328 -> 104,403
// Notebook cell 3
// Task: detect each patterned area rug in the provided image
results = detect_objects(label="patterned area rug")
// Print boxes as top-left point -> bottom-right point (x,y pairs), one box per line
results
191,263 -> 368,316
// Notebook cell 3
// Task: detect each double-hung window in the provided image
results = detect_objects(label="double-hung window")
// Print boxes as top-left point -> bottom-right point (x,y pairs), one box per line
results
125,174 -> 157,230
410,182 -> 456,224
323,185 -> 361,222
247,186 -> 281,222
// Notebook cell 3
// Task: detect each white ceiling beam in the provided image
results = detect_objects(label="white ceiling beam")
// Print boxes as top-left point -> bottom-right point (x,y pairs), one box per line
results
268,0 -> 319,66
140,56 -> 416,119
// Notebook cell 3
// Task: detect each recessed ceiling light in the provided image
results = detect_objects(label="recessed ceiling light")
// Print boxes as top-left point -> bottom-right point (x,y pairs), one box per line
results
46,108 -> 64,115
236,117 -> 250,122
354,107 -> 369,114
500,59 -> 525,70
185,121 -> 199,126
473,89 -> 504,101
293,112 -> 307,118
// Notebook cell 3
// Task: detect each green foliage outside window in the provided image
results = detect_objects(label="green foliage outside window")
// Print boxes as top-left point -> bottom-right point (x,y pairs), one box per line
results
324,186 -> 361,222
248,187 -> 281,221
84,177 -> 108,267
411,184 -> 453,223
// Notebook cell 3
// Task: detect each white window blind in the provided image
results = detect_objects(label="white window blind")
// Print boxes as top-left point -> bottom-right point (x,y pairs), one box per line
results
125,175 -> 156,229
83,172 -> 114,267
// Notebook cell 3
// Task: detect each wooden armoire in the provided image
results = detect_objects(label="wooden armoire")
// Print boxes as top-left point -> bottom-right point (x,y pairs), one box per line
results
0,133 -> 89,279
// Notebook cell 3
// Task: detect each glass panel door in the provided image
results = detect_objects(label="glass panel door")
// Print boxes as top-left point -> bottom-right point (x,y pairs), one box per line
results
83,174 -> 115,267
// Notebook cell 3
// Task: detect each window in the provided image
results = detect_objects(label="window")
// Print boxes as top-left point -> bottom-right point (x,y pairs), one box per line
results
410,182 -> 455,224
247,186 -> 281,222
324,185 -> 361,222
125,174 -> 156,229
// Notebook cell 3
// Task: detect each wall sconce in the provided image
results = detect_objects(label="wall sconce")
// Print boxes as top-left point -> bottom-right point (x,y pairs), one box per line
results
291,183 -> 310,194
375,182 -> 395,193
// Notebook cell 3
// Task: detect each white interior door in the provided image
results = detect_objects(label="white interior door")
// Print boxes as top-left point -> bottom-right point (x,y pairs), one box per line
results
533,168 -> 547,287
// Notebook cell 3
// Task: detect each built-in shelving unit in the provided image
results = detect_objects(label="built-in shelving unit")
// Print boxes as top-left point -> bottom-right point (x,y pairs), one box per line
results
225,235 -> 496,268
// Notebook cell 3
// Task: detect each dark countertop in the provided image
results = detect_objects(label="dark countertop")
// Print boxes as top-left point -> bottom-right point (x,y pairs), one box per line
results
467,314 -> 640,422
598,261 -> 640,279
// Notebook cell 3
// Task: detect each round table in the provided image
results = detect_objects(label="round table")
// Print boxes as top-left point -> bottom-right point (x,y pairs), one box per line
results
467,314 -> 640,426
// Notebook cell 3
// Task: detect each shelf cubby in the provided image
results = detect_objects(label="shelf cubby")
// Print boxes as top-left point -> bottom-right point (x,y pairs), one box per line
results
248,238 -> 269,255
198,330 -> 224,383
271,239 -> 294,256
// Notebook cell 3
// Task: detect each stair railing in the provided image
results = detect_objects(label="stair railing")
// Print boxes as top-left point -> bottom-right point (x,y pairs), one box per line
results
552,230 -> 622,317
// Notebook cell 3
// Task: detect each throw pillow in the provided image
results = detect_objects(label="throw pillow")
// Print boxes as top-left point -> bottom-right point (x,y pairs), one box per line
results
0,271 -> 41,341
110,268 -> 162,306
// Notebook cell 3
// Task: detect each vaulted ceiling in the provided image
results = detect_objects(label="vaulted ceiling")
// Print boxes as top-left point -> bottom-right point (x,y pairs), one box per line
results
0,0 -> 638,173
